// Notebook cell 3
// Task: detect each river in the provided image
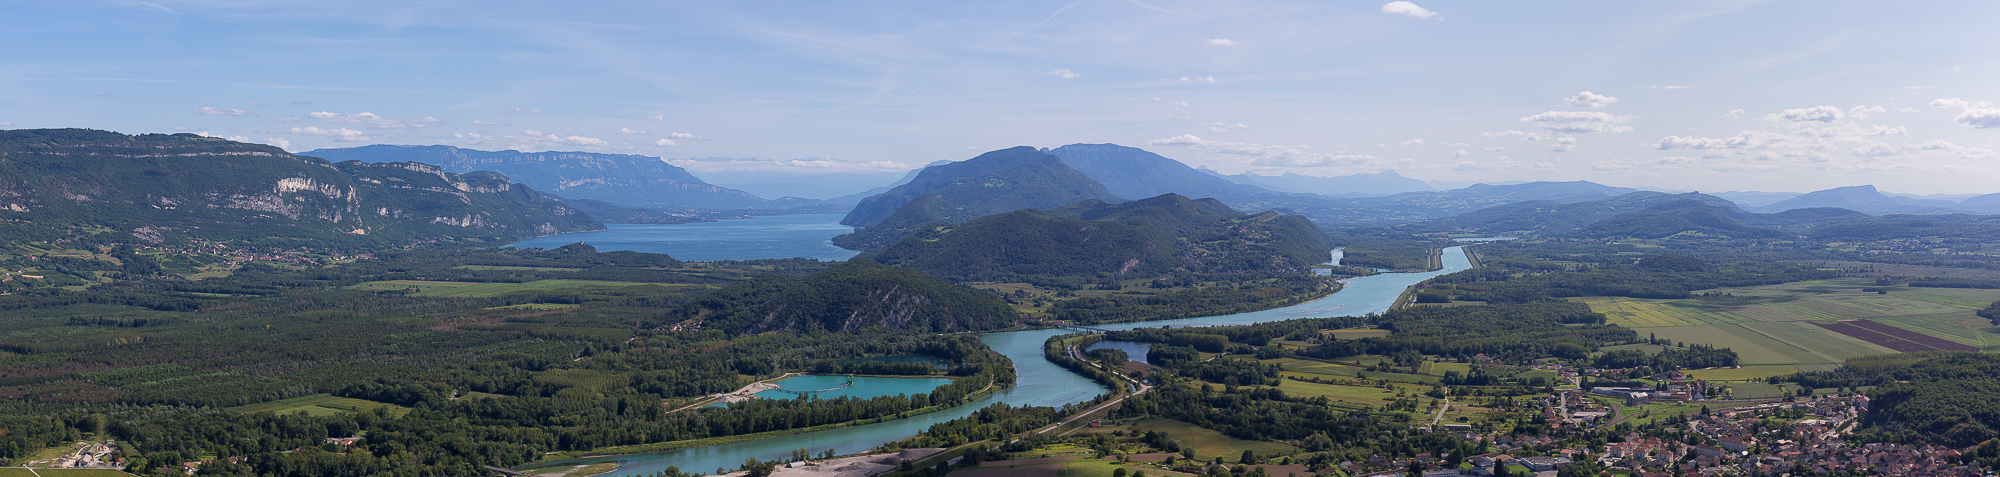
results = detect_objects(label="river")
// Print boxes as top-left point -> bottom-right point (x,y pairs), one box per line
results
536,245 -> 1474,476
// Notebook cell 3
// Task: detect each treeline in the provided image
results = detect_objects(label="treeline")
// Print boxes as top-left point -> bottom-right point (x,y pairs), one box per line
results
1045,275 -> 1329,325
1117,375 -> 1478,467
1422,253 -> 1837,302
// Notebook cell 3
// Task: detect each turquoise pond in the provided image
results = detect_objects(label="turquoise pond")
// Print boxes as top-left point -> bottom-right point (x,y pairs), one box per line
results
705,375 -> 955,409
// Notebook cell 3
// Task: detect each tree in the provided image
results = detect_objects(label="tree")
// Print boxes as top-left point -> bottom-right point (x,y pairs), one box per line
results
1241,450 -> 1257,464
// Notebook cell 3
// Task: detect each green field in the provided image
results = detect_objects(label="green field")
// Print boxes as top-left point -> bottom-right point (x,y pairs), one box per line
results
1722,382 -> 1797,400
451,265 -> 584,272
345,279 -> 691,297
1585,278 -> 1996,365
1419,361 -> 1473,375
1268,379 -> 1414,406
1685,365 -> 1798,381
227,394 -> 410,417
1269,357 -> 1439,385
1598,343 -> 1666,355
1130,419 -> 1297,460
1324,328 -> 1391,339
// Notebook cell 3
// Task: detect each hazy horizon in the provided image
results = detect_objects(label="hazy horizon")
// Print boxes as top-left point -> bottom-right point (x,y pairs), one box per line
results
5,1 -> 1996,193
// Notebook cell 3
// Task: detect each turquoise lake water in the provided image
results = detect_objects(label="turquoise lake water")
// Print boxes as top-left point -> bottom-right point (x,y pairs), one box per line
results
504,214 -> 861,262
753,375 -> 954,401
518,219 -> 1475,476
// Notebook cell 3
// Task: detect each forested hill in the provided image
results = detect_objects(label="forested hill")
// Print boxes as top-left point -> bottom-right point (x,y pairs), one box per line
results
0,129 -> 600,250
660,259 -> 1021,334
861,193 -> 1334,282
838,146 -> 1122,230
305,144 -> 777,210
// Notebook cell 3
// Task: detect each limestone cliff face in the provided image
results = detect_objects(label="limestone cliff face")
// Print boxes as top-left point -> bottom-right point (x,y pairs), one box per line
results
0,129 -> 601,249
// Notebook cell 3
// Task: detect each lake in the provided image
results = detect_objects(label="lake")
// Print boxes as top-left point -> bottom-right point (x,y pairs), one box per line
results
505,214 -> 861,262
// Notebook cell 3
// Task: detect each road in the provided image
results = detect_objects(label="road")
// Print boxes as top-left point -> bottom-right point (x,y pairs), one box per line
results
1038,341 -> 1153,436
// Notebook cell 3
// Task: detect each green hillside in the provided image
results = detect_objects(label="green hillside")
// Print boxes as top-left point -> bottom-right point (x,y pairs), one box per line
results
0,129 -> 600,251
837,146 -> 1121,231
863,194 -> 1333,282
661,259 -> 1021,334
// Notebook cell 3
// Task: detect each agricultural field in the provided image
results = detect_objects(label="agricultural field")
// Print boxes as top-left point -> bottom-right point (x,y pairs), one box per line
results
1685,365 -> 1799,381
1266,357 -> 1440,385
344,279 -> 691,297
1583,278 -> 2000,366
1322,328 -> 1391,339
226,394 -> 410,417
1129,419 -> 1298,461
0,468 -> 34,477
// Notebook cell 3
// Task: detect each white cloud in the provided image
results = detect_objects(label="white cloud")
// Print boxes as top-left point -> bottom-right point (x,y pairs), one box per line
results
1173,100 -> 1190,107
193,107 -> 253,116
274,117 -> 301,123
1396,139 -> 1426,146
1453,149 -> 1470,157
1931,98 -> 1970,109
1045,69 -> 1081,79
1956,108 -> 2000,129
1654,131 -> 1788,150
1563,91 -> 1619,108
1381,1 -> 1439,19
1519,111 -> 1634,134
1484,146 -> 1505,153
307,111 -> 443,129
1179,76 -> 1216,84
1722,109 -> 1744,119
505,108 -> 548,114
669,132 -> 712,140
247,102 -> 265,106
0,121 -> 10,127
1847,106 -> 1886,119
1454,158 -> 1555,172
1202,122 -> 1247,133
618,128 -> 649,135
1905,140 -> 1995,156
1850,143 -> 1898,157
1549,136 -> 1577,152
1477,130 -> 1528,138
643,114 -> 664,121
1207,38 -> 1239,46
288,126 -> 369,142
1767,106 -> 1845,123
263,137 -> 291,150
452,131 -> 610,150
655,139 -> 679,147
472,120 -> 499,125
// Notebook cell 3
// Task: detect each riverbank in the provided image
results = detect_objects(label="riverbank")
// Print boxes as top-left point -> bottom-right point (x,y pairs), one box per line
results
530,378 -> 1009,463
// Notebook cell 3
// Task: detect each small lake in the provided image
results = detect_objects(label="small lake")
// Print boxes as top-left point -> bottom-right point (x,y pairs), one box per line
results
753,375 -> 953,401
1082,341 -> 1155,364
505,214 -> 861,262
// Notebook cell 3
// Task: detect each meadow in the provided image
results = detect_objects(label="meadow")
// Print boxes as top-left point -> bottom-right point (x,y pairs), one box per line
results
1129,419 -> 1298,461
225,393 -> 410,417
1580,278 -> 2000,366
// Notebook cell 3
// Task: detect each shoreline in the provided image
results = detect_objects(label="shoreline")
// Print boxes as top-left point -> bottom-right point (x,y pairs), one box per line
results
525,377 -> 1010,465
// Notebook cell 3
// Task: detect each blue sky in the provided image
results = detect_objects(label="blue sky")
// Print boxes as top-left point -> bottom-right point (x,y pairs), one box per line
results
4,0 -> 1997,193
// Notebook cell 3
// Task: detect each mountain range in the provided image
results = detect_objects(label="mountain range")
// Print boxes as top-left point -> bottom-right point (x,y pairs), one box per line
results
861,193 -> 1333,281
0,129 -> 600,250
305,145 -> 792,210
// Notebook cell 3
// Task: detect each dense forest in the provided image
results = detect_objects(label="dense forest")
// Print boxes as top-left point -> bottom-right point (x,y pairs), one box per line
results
0,244 -> 1024,475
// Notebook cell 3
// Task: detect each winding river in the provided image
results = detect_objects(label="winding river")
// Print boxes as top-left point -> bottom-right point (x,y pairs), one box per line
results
528,230 -> 1472,476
